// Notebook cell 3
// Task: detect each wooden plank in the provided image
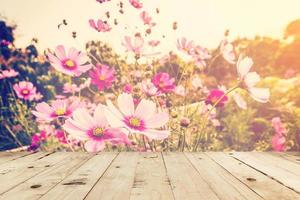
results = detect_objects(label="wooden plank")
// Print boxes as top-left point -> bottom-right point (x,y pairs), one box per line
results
208,152 -> 300,200
0,152 -> 69,194
163,152 -> 219,200
0,152 -> 48,176
185,153 -> 262,200
249,152 -> 300,176
269,152 -> 300,165
85,152 -> 139,200
39,153 -> 118,200
230,152 -> 300,193
0,152 -> 32,165
0,152 -> 91,200
130,152 -> 174,200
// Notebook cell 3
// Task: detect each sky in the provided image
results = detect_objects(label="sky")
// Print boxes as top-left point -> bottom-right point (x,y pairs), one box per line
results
1,0 -> 300,56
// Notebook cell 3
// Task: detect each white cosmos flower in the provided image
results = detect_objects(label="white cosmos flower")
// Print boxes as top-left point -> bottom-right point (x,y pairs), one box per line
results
237,56 -> 270,103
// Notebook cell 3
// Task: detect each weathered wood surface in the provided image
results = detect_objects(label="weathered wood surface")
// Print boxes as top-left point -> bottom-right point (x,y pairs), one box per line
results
0,152 -> 299,200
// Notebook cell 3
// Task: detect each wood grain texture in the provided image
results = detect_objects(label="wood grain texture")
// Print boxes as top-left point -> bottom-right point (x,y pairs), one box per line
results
84,152 -> 139,200
163,152 -> 220,200
185,153 -> 262,200
0,152 -> 299,200
229,152 -> 300,194
39,152 -> 118,200
130,153 -> 174,200
0,152 -> 91,200
208,152 -> 300,200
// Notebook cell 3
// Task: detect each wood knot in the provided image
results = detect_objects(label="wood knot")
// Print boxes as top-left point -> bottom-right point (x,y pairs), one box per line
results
246,177 -> 256,182
30,184 -> 42,189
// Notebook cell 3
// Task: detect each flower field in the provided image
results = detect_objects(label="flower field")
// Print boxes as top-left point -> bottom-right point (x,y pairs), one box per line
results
1,0 -> 300,152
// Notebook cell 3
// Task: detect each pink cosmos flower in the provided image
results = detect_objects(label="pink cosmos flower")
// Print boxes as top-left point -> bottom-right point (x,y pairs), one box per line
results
152,72 -> 175,93
89,63 -> 115,91
237,56 -> 270,103
63,104 -> 129,152
122,34 -> 144,55
32,98 -> 83,122
148,40 -> 160,47
192,45 -> 211,68
33,92 -> 44,101
141,80 -> 158,96
272,117 -> 287,136
89,19 -> 111,32
63,83 -> 81,94
55,130 -> 68,144
177,37 -> 195,55
140,11 -> 156,27
123,84 -> 133,93
205,89 -> 228,107
13,81 -> 37,101
0,69 -> 19,79
220,40 -> 235,64
272,134 -> 285,152
271,117 -> 286,152
47,45 -> 92,77
105,93 -> 170,140
129,0 -> 143,9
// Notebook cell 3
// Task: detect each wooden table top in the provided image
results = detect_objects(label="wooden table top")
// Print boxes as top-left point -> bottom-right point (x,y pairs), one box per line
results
0,152 -> 299,200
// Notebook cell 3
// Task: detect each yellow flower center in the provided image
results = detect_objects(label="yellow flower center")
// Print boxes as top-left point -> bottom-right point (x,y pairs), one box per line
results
99,75 -> 106,81
93,127 -> 104,136
55,108 -> 66,116
159,82 -> 165,88
21,89 -> 29,95
65,59 -> 75,68
129,118 -> 141,127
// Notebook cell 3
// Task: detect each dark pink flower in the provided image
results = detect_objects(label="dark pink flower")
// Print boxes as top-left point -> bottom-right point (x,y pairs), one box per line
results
89,63 -> 115,91
152,72 -> 175,93
123,84 -> 133,93
55,130 -> 68,144
205,89 -> 228,107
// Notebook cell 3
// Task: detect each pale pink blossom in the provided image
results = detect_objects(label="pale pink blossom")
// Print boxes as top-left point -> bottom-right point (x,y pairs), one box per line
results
220,40 -> 235,64
122,35 -> 144,55
177,37 -> 194,54
237,56 -> 270,103
129,0 -> 142,9
148,40 -> 160,47
191,76 -> 203,89
105,93 -> 170,140
141,80 -> 158,96
89,19 -> 111,32
32,98 -> 83,122
0,69 -> 19,79
63,83 -> 81,94
192,45 -> 211,68
174,85 -> 186,96
271,117 -> 286,152
47,45 -> 92,77
140,11 -> 156,27
272,134 -> 285,152
13,81 -> 37,101
63,104 -> 129,152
